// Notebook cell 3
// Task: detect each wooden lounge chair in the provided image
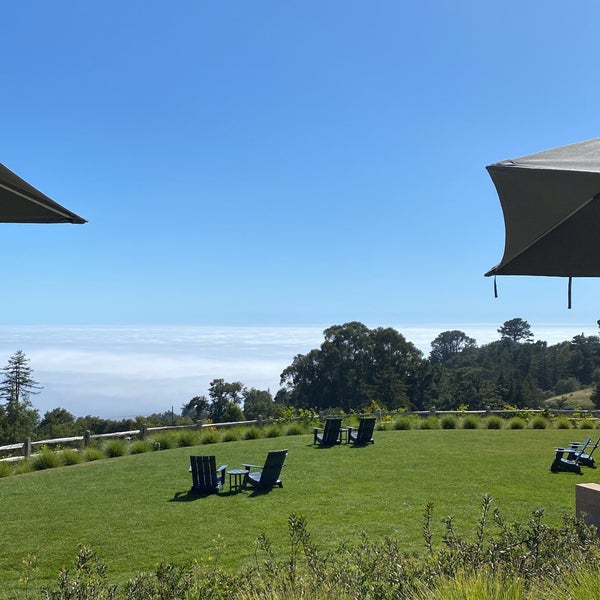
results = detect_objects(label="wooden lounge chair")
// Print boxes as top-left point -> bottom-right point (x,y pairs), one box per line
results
313,417 -> 342,446
189,455 -> 227,494
567,436 -> 599,468
550,447 -> 582,475
242,449 -> 287,490
348,417 -> 376,445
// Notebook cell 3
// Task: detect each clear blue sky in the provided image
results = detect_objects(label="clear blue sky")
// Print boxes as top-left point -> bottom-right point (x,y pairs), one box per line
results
2,1 -> 600,330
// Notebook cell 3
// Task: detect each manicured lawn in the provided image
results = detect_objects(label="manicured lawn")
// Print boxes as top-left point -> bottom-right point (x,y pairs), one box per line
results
0,427 -> 596,589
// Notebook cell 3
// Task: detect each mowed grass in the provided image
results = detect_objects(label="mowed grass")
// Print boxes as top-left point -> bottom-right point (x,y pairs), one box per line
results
0,428 -> 596,589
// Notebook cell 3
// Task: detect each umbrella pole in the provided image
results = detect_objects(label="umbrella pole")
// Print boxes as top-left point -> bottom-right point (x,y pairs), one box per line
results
568,276 -> 572,309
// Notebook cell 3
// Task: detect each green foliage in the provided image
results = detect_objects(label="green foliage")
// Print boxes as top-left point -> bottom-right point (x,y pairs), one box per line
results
31,448 -> 62,470
440,414 -> 457,429
61,448 -> 82,465
485,416 -> 504,429
284,422 -> 305,436
420,416 -> 440,430
509,417 -> 526,430
263,424 -> 282,438
103,439 -> 127,458
200,429 -> 220,444
462,415 -> 480,429
221,427 -> 241,442
128,440 -> 152,454
579,419 -> 595,429
174,429 -> 197,447
0,460 -> 12,477
393,416 -> 414,430
555,418 -> 571,429
530,416 -> 549,429
82,447 -> 105,462
242,426 -> 261,440
150,433 -> 177,450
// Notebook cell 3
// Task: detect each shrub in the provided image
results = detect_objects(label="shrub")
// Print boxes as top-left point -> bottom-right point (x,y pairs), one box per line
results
530,416 -> 549,429
440,415 -> 457,429
221,428 -> 240,442
420,416 -> 439,430
284,422 -> 304,436
264,425 -> 282,438
579,419 -> 595,429
509,417 -> 526,430
62,448 -> 82,465
393,416 -> 413,430
200,430 -> 220,445
175,430 -> 197,447
0,461 -> 13,477
151,433 -> 177,450
556,418 -> 571,429
104,439 -> 128,458
129,440 -> 152,454
485,416 -> 503,430
462,415 -> 479,429
32,448 -> 62,470
82,447 -> 105,462
243,427 -> 261,440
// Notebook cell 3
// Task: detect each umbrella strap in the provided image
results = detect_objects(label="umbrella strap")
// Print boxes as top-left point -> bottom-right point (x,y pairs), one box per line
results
493,275 -> 498,298
568,276 -> 572,309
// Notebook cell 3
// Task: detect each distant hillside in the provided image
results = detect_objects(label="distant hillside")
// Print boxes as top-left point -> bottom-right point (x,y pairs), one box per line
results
544,387 -> 595,410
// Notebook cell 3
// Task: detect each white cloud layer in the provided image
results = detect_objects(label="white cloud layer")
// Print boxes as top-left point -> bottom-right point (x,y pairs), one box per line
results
0,323 -> 595,419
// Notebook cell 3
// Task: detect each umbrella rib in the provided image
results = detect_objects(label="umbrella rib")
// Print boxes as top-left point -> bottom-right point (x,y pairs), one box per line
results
0,181 -> 81,222
491,192 -> 600,276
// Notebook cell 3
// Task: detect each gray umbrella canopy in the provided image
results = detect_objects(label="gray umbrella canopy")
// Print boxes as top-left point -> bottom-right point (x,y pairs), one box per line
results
485,137 -> 600,278
0,162 -> 86,224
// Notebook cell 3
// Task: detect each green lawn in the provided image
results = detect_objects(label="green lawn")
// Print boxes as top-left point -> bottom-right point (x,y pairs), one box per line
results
0,428 -> 596,589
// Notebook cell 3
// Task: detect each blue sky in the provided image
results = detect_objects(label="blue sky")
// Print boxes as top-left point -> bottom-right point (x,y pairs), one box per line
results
1,2 -> 600,416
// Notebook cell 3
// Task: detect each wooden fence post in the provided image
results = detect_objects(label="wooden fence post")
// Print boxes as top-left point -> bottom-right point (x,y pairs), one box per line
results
84,430 -> 91,447
23,437 -> 31,458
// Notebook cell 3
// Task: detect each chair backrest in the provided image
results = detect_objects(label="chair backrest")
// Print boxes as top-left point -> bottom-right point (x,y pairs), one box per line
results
190,455 -> 219,492
258,449 -> 287,488
355,417 -> 376,443
322,418 -> 342,444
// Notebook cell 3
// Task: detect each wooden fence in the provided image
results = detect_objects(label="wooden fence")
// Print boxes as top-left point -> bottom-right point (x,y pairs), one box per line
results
1,408 -> 598,463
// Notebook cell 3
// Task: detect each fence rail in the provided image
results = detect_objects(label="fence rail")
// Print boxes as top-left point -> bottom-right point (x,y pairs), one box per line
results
1,408 -> 598,463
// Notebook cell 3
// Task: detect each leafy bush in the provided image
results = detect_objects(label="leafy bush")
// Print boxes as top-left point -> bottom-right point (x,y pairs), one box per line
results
393,416 -> 413,430
579,419 -> 595,429
556,417 -> 571,429
485,416 -> 503,429
462,415 -> 479,429
440,415 -> 457,429
32,448 -> 62,470
530,416 -> 549,429
104,439 -> 128,458
508,417 -> 526,430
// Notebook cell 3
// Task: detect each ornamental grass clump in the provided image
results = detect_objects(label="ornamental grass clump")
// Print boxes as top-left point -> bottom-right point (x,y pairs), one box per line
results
221,428 -> 241,442
82,447 -> 105,462
129,440 -> 152,454
420,416 -> 440,430
284,422 -> 304,436
175,430 -> 197,447
579,419 -> 595,429
0,461 -> 12,477
31,447 -> 62,470
199,430 -> 220,445
440,415 -> 457,429
393,416 -> 414,430
104,439 -> 128,458
264,424 -> 282,438
485,416 -> 504,429
62,448 -> 82,465
461,415 -> 479,429
242,426 -> 261,440
530,416 -> 549,429
555,417 -> 571,429
509,417 -> 526,430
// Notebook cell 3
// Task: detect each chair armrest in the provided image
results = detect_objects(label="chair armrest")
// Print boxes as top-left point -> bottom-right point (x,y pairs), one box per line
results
217,464 -> 227,472
242,463 -> 262,470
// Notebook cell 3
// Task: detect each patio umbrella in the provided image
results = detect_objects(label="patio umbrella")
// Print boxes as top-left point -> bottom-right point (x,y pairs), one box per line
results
0,162 -> 86,224
484,137 -> 600,306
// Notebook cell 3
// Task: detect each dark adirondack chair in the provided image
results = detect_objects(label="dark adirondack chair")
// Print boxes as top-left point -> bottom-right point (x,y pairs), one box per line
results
550,447 -> 582,475
567,436 -> 599,468
313,417 -> 342,446
242,449 -> 287,490
348,417 -> 376,445
189,455 -> 227,494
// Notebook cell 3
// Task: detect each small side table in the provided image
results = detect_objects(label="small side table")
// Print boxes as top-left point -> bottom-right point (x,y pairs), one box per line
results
228,468 -> 247,492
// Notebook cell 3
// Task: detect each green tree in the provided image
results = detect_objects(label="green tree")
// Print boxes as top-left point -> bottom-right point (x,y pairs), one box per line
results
37,407 -> 75,439
243,388 -> 279,420
181,395 -> 210,420
429,330 -> 477,364
208,379 -> 244,422
0,350 -> 41,443
498,318 -> 533,343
